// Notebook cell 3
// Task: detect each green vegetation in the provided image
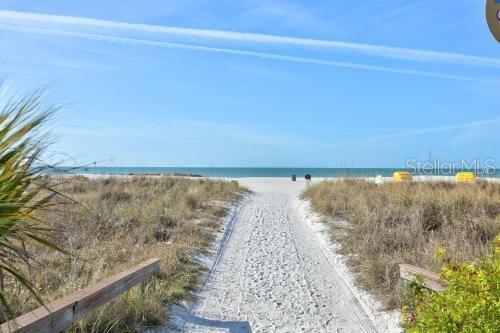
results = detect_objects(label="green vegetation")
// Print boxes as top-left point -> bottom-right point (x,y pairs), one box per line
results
8,176 -> 246,331
0,85 -> 63,320
0,83 -> 247,331
301,180 -> 500,308
402,235 -> 500,332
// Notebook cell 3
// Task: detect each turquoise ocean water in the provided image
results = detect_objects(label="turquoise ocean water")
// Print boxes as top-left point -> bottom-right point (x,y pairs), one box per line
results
54,167 -> 499,178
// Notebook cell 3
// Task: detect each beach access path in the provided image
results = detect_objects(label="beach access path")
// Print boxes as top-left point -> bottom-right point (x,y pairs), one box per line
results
169,178 -> 400,333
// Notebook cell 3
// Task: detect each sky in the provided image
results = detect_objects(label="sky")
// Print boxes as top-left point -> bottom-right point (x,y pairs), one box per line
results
0,0 -> 498,168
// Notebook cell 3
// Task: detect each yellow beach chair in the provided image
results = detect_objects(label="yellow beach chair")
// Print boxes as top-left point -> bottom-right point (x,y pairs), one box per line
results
393,171 -> 413,183
455,172 -> 475,183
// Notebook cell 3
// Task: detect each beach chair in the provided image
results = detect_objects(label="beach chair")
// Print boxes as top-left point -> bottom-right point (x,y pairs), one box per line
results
455,172 -> 475,183
393,171 -> 413,183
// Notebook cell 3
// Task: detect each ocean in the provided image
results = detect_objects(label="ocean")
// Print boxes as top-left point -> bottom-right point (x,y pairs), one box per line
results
52,167 -> 499,178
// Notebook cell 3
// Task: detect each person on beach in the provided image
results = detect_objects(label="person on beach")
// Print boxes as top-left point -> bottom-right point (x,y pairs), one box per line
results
305,173 -> 311,184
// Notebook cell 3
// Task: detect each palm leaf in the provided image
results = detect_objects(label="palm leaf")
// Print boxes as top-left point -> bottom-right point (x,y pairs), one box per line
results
0,82 -> 63,320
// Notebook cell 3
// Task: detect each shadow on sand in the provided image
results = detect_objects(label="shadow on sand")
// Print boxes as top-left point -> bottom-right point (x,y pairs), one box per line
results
179,313 -> 252,332
143,305 -> 252,333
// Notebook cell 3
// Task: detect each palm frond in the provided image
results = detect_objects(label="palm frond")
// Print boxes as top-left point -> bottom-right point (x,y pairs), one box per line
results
0,82 -> 63,320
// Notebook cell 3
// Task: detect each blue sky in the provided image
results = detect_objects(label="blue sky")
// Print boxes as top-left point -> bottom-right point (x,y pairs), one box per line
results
0,0 -> 498,167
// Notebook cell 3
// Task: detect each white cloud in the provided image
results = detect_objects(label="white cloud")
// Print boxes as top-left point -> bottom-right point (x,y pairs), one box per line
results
0,10 -> 499,68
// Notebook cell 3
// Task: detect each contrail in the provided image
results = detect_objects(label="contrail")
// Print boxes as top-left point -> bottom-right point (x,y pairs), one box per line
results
366,117 -> 500,142
0,10 -> 500,68
0,23 -> 498,84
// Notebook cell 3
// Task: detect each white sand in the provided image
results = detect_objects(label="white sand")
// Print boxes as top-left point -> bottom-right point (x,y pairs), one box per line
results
160,178 -> 401,333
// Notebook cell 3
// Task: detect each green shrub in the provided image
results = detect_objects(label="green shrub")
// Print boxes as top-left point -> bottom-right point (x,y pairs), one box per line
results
402,235 -> 500,332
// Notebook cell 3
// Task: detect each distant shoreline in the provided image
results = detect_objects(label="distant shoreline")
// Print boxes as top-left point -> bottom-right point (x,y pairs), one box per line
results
48,167 -> 500,178
55,174 -> 500,183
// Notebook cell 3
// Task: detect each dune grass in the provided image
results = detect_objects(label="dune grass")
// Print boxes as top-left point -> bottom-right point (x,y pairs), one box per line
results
6,175 -> 246,332
302,179 -> 500,308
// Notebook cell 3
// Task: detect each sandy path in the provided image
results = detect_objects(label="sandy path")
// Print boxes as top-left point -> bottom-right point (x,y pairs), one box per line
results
169,178 -> 384,332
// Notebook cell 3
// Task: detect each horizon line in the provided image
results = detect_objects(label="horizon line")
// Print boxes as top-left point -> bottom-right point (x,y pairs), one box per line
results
54,166 -> 496,169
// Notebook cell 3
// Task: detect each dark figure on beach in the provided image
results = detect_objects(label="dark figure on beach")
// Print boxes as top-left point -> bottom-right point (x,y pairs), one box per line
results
305,173 -> 311,183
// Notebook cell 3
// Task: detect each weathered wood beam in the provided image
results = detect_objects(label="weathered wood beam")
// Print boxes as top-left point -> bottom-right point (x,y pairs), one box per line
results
1,258 -> 160,333
399,263 -> 447,292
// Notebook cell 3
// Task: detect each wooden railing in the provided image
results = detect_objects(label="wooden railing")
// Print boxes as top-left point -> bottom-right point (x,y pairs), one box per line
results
1,258 -> 161,333
399,263 -> 447,292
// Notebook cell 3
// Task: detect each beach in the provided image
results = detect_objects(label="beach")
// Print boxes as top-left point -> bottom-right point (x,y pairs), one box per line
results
55,174 -> 496,332
163,178 -> 401,333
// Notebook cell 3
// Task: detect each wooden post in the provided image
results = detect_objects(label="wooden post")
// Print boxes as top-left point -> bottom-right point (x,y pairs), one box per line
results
1,258 -> 160,333
399,264 -> 447,292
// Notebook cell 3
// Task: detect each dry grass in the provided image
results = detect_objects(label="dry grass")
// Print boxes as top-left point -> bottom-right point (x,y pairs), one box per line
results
302,179 -> 500,309
6,175 -> 247,332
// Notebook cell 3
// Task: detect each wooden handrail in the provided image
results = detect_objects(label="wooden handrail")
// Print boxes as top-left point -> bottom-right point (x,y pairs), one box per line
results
399,264 -> 447,292
1,258 -> 161,333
